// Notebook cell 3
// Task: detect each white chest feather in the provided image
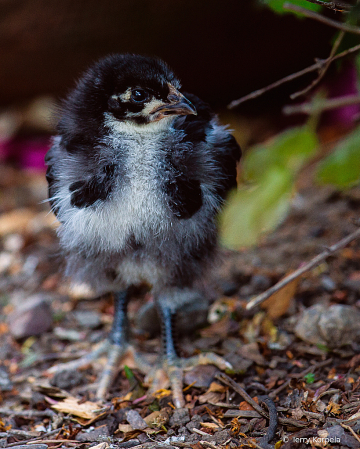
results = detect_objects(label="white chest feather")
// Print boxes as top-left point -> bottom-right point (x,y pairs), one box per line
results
58,119 -> 174,253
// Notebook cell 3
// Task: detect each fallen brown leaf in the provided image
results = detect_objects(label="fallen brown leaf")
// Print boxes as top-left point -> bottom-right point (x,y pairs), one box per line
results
261,276 -> 299,319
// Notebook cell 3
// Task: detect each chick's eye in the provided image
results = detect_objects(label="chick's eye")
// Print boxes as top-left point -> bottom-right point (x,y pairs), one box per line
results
131,89 -> 149,103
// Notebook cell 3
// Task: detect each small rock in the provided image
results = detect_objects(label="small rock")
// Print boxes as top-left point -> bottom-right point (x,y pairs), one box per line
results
169,408 -> 190,427
0,367 -> 12,391
250,274 -> 271,291
186,414 -> 202,432
50,369 -> 83,389
295,304 -> 360,348
118,440 -> 141,448
136,294 -> 209,336
178,426 -> 191,436
125,409 -> 147,430
73,310 -> 101,329
213,429 -> 232,444
96,416 -> 118,434
324,425 -> 359,449
184,364 -> 220,388
164,436 -> 185,446
320,275 -> 336,292
75,425 -> 110,442
8,294 -> 53,339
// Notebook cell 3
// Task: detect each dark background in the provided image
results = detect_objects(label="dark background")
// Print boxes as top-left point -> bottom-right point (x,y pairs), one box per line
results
0,0 -> 335,112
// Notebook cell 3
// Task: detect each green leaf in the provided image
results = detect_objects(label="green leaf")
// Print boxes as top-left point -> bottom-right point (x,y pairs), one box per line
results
220,125 -> 318,249
259,0 -> 322,15
220,167 -> 293,248
124,365 -> 135,380
244,126 -> 318,182
317,125 -> 360,189
304,372 -> 315,384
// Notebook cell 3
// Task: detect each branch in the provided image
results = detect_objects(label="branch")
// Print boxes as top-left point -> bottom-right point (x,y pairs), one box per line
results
246,226 -> 360,310
228,43 -> 360,108
283,94 -> 360,115
283,3 -> 360,34
291,30 -> 345,99
304,0 -> 353,11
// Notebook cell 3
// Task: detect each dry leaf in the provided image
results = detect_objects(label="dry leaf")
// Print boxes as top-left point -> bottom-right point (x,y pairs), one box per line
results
208,382 -> 227,393
118,424 -> 133,433
198,391 -> 225,404
261,276 -> 299,319
144,409 -> 170,428
239,397 -> 259,411
200,422 -> 220,430
51,397 -> 105,419
326,400 -> 341,415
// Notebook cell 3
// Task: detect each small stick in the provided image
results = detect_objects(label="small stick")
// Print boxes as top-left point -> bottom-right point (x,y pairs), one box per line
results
291,30 -> 345,99
340,423 -> 360,443
0,409 -> 55,418
304,0 -> 353,11
5,429 -> 61,447
228,43 -> 360,108
259,397 -> 278,447
283,94 -> 360,115
246,227 -> 360,310
283,3 -> 360,35
215,373 -> 268,418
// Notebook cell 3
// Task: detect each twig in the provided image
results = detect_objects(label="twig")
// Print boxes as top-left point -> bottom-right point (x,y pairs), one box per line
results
4,429 -> 61,447
259,397 -> 278,448
228,42 -> 360,108
246,226 -> 360,310
304,0 -> 353,11
283,94 -> 360,115
26,440 -> 86,445
268,359 -> 333,399
340,423 -> 360,443
199,441 -> 218,449
215,373 -> 269,418
283,3 -> 360,35
191,428 -> 213,437
291,30 -> 345,99
0,408 -> 55,418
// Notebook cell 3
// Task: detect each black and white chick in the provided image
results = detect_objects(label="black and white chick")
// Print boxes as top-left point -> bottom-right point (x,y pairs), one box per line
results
45,54 -> 241,408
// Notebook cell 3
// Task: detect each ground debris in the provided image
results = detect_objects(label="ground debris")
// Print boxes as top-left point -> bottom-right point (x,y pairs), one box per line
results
1,161 -> 360,448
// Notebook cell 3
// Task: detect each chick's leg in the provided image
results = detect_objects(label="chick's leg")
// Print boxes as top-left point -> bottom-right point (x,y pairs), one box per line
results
146,296 -> 231,409
47,290 -> 132,400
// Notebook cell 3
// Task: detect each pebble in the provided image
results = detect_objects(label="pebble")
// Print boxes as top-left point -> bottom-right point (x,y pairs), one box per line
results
0,367 -> 13,391
75,425 -> 109,442
169,408 -> 190,427
50,369 -> 83,389
136,295 -> 209,336
295,304 -> 360,348
250,274 -> 271,291
8,293 -> 53,339
320,275 -> 336,292
73,310 -> 101,329
125,409 -> 148,430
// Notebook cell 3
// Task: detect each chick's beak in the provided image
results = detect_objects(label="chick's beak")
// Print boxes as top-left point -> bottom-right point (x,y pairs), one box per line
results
151,87 -> 197,120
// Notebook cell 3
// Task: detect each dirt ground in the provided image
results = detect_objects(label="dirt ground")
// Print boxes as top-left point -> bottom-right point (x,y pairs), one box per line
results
0,137 -> 360,449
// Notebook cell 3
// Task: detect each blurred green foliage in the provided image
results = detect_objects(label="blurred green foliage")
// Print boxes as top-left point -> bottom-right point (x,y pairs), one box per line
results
220,126 -> 318,248
259,0 -> 321,14
317,125 -> 360,188
220,1 -> 360,249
